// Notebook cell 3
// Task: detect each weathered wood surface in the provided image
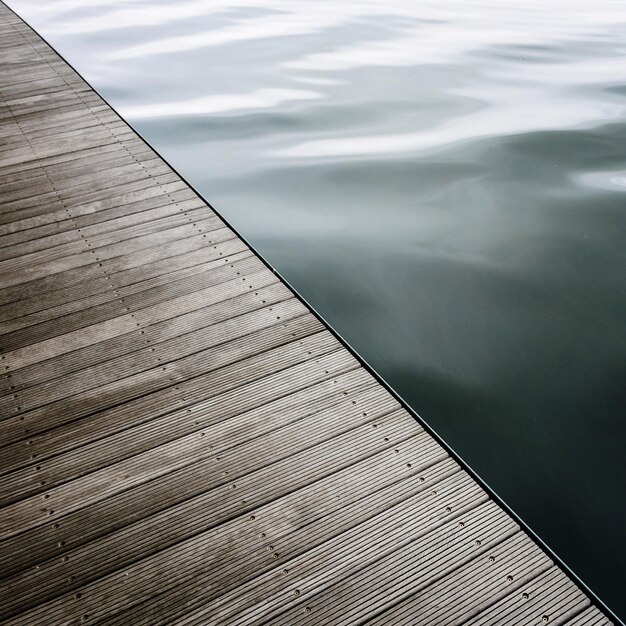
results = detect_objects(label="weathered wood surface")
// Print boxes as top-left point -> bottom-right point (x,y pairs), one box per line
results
0,3 -> 614,625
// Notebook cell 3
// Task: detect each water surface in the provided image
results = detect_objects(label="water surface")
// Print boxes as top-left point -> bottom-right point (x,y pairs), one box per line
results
8,0 -> 626,617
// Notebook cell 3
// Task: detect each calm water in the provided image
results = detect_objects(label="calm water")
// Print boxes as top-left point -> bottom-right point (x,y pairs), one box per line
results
9,0 -> 626,617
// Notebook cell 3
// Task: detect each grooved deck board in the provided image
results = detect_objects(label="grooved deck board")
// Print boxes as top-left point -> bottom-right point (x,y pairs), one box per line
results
0,3 -> 614,625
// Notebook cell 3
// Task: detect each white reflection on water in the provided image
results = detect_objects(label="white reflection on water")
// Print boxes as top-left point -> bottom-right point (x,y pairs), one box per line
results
275,96 -> 626,159
108,9 -> 348,60
31,0 -> 623,166
121,88 -> 321,120
20,0 -> 131,20
37,0 -> 225,34
579,170 -> 626,191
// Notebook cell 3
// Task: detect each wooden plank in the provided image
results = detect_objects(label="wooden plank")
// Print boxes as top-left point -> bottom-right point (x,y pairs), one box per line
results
0,199 -> 206,270
563,607 -> 614,626
0,214 -> 222,288
0,238 -> 244,342
0,135 -> 144,178
0,149 -> 161,216
0,238 -> 244,335
0,158 -> 172,217
0,374 -> 398,614
8,450 -> 451,620
0,171 -> 185,236
233,499 -> 510,626
0,411 -> 421,624
0,279 -> 296,420
0,127 -> 137,171
0,382 -> 398,540
102,456 -> 460,626
0,221 -> 228,307
0,3 -> 615,626
0,113 -> 117,145
0,363 -> 369,577
0,329 -> 339,451
0,167 -> 183,248
0,116 -> 124,151
462,567 -> 589,625
0,153 -> 161,208
0,92 -> 105,123
364,532 -> 553,626
2,111 -> 120,143
0,349 -> 366,503
104,470 -> 485,626
1,262 -> 269,370
0,81 -> 91,105
0,128 -> 136,170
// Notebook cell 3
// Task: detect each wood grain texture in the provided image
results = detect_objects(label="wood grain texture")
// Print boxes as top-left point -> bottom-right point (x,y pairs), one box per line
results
0,3 -> 613,625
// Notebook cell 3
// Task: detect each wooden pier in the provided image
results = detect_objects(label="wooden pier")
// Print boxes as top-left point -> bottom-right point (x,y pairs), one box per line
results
0,3 -> 615,625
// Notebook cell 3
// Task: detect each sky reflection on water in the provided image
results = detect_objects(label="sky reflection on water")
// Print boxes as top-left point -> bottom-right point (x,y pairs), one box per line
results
8,0 -> 626,617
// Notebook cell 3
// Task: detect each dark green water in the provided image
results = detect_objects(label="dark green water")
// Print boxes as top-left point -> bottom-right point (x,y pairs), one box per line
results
10,0 -> 626,618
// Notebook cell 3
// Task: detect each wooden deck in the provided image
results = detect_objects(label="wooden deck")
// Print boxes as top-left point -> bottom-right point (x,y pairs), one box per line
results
0,3 -> 616,625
